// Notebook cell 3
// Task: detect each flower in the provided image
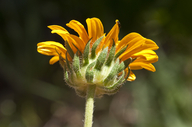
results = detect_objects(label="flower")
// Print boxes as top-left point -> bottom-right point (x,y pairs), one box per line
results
37,17 -> 159,97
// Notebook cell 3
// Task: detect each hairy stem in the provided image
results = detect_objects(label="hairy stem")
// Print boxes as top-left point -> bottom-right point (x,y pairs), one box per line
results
84,85 -> 96,127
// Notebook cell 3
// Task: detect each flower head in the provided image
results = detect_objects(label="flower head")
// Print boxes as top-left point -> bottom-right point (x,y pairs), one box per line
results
37,17 -> 159,97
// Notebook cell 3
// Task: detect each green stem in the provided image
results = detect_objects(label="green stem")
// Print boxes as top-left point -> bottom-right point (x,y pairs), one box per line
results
84,85 -> 96,127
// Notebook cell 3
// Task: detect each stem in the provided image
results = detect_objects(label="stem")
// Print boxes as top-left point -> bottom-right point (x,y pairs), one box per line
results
84,85 -> 96,127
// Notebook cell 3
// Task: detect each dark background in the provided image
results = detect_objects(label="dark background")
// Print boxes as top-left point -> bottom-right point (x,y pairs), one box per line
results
0,0 -> 192,127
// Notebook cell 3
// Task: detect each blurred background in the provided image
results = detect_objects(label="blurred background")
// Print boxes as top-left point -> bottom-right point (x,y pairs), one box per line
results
0,0 -> 192,127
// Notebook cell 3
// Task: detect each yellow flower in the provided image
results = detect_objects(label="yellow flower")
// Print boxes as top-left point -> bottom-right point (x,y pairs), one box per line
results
37,17 -> 159,97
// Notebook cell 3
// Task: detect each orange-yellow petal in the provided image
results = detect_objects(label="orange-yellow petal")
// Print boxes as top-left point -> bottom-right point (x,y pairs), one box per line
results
127,70 -> 136,81
37,41 -> 66,50
66,20 -> 89,45
124,68 -> 136,81
129,62 -> 156,72
86,18 -> 104,45
49,55 -> 59,64
132,50 -> 158,63
37,48 -> 57,56
116,32 -> 142,52
37,41 -> 67,56
48,25 -> 79,53
144,39 -> 159,50
68,34 -> 85,52
51,30 -> 80,53
37,41 -> 69,62
48,25 -> 68,32
118,34 -> 159,61
97,20 -> 120,53
104,19 -> 120,48
119,39 -> 145,61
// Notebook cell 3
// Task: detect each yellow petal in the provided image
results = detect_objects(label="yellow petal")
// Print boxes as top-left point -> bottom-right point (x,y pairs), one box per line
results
37,41 -> 67,54
86,18 -> 104,45
48,25 -> 86,52
52,30 -> 85,53
134,56 -> 158,63
104,20 -> 120,47
132,50 -> 159,63
117,33 -> 159,61
119,39 -> 145,61
37,41 -> 66,49
124,68 -> 136,81
129,62 -> 156,72
66,20 -> 89,45
49,55 -> 59,64
37,48 -> 57,56
97,20 -> 120,53
132,39 -> 159,52
51,29 -> 68,35
127,70 -> 136,81
48,25 -> 68,32
144,39 -> 159,50
37,41 -> 69,61
119,41 -> 159,62
68,34 -> 85,52
116,32 -> 142,52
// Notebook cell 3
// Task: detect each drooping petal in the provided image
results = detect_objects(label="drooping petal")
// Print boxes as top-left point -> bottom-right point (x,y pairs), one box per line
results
37,41 -> 67,56
144,39 -> 159,50
37,48 -> 57,56
86,18 -> 104,45
49,55 -> 59,64
124,68 -> 136,81
48,25 -> 68,32
37,41 -> 66,50
119,38 -> 145,61
68,34 -> 85,52
66,20 -> 89,45
118,33 -> 159,61
116,32 -> 142,52
37,41 -> 69,61
127,70 -> 136,81
51,30 -> 84,53
132,50 -> 159,63
129,62 -> 156,72
128,38 -> 159,54
48,25 -> 78,53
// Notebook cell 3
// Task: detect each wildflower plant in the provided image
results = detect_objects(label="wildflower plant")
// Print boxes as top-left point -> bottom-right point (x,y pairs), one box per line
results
37,17 -> 159,127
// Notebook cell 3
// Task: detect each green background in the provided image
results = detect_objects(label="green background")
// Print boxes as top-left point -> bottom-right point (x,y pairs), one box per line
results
0,0 -> 192,127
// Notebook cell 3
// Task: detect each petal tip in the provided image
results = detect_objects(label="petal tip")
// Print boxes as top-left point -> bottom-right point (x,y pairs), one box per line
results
115,19 -> 121,28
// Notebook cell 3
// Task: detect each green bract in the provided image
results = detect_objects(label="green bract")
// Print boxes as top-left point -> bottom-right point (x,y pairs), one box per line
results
60,36 -> 133,98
